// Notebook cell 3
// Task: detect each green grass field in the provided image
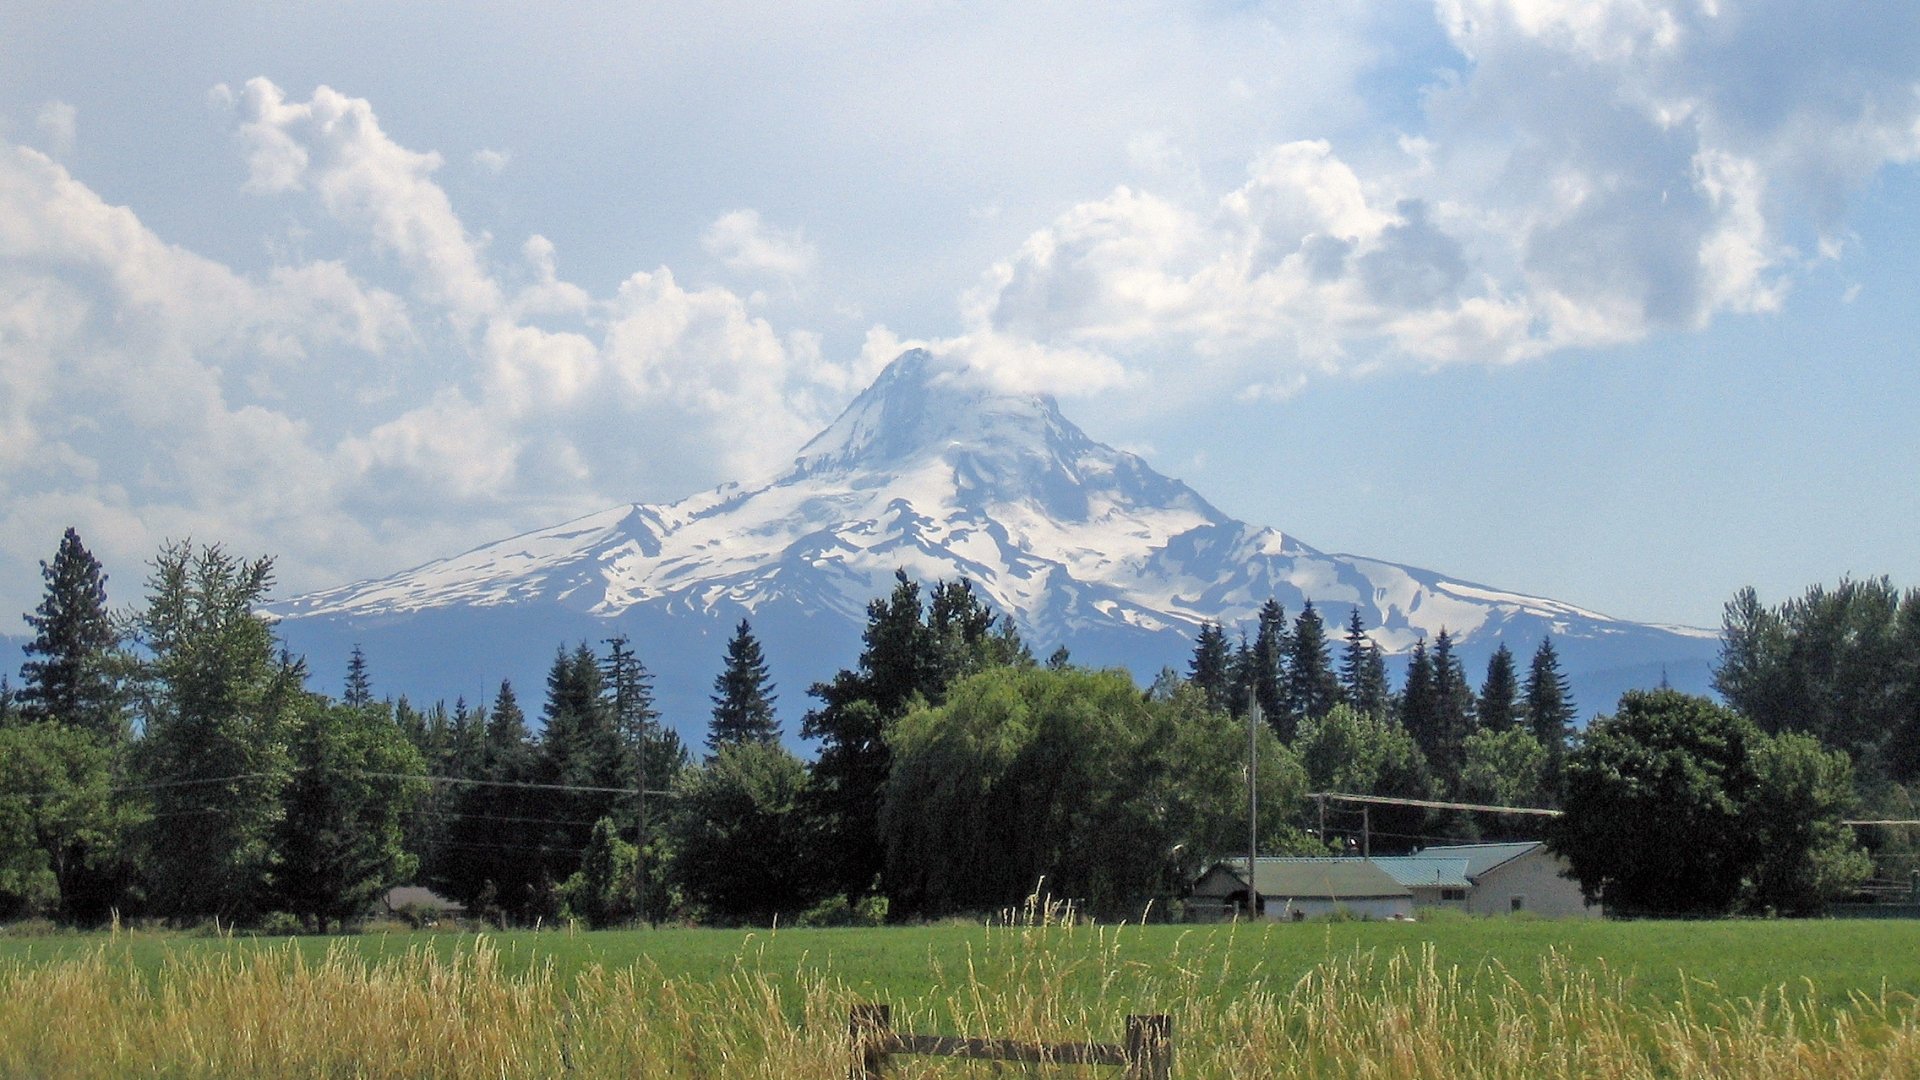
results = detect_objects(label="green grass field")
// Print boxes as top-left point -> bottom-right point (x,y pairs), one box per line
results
4,912 -> 1920,1076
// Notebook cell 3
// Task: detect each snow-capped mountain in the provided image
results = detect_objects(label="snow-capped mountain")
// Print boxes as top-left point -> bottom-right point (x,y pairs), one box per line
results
270,349 -> 1720,733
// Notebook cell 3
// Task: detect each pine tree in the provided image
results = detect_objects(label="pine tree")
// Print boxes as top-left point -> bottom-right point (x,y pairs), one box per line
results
18,528 -> 122,741
1284,602 -> 1340,729
1525,637 -> 1577,799
343,645 -> 373,709
1186,622 -> 1233,714
1477,644 -> 1521,732
709,619 -> 780,751
1340,608 -> 1391,718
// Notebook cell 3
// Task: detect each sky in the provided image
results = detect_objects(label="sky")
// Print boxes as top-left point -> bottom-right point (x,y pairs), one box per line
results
0,1 -> 1916,633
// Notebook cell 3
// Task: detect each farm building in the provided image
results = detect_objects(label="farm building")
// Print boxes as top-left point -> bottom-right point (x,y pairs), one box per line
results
1188,842 -> 1598,921
1189,859 -> 1414,921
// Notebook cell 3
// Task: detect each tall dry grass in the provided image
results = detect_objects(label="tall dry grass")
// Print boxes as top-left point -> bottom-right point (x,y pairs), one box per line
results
2,904 -> 1918,1078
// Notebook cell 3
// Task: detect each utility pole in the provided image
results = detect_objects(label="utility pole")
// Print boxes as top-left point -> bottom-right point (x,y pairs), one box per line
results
1246,693 -> 1261,917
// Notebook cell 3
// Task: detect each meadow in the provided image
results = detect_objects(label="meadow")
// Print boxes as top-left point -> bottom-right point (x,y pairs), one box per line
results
4,909 -> 1920,1077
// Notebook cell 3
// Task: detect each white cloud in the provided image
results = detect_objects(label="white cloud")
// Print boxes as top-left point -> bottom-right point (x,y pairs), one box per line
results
0,81 -> 868,614
701,209 -> 817,280
471,148 -> 510,174
955,0 -> 1920,403
34,101 -> 75,158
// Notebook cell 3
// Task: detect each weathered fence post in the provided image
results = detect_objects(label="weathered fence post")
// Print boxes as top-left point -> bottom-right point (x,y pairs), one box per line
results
849,1003 -> 893,1079
1125,1014 -> 1172,1080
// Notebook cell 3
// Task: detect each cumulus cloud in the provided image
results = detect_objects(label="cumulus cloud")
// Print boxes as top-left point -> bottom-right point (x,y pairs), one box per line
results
0,81 -> 863,610
961,0 -> 1920,399
471,147 -> 510,174
701,209 -> 817,280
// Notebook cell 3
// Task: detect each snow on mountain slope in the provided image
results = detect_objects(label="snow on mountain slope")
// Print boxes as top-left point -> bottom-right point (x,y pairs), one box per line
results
270,348 -> 1719,727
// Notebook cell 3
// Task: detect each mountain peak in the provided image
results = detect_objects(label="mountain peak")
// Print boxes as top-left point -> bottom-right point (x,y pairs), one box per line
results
792,349 -> 1068,477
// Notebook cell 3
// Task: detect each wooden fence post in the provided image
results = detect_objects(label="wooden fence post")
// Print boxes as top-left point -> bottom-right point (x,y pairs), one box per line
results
1125,1014 -> 1171,1080
849,1003 -> 893,1079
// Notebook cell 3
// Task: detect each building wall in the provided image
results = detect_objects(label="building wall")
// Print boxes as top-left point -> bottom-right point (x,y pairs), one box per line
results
1467,850 -> 1599,919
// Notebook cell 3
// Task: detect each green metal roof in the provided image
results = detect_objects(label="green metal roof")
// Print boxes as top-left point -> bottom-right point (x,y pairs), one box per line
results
1214,859 -> 1412,899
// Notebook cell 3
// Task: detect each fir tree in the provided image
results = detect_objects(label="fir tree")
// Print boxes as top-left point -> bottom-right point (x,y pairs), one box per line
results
1400,638 -> 1437,755
343,645 -> 373,709
1249,599 -> 1289,732
18,528 -> 122,741
1477,644 -> 1521,732
1227,632 -> 1255,718
1186,622 -> 1233,714
1525,637 -> 1577,798
1284,601 -> 1340,728
1340,608 -> 1391,718
1428,629 -> 1477,782
709,619 -> 780,751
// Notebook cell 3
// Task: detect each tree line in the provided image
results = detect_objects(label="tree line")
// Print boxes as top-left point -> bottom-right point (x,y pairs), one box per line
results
0,526 -> 1904,925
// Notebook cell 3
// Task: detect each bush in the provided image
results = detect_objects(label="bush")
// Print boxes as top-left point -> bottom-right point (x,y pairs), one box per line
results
795,893 -> 889,928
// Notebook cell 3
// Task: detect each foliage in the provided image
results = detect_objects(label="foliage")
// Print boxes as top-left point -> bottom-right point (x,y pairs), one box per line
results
1476,644 -> 1520,732
1283,601 -> 1340,729
802,571 -> 1022,900
1339,608 -> 1390,719
17,528 -> 123,742
559,818 -> 638,928
669,740 -> 812,923
1742,732 -> 1872,915
128,542 -> 299,923
0,722 -> 138,921
1186,621 -> 1233,715
881,667 -> 1312,919
273,696 -> 429,932
1553,689 -> 1867,916
1716,579 -> 1920,782
1295,703 -> 1433,852
707,619 -> 779,750
1524,636 -> 1576,792
1458,726 -> 1550,809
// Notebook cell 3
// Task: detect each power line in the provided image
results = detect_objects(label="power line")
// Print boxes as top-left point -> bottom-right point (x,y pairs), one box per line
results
1307,791 -> 1562,817
354,770 -> 676,798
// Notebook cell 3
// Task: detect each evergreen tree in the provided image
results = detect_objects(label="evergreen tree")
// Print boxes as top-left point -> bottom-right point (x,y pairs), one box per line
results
1186,621 -> 1233,714
1477,644 -> 1521,732
801,570 -> 932,901
1284,602 -> 1340,729
129,542 -> 297,923
437,681 -> 546,921
1524,637 -> 1577,795
800,571 -> 1013,902
1428,629 -> 1477,783
0,677 -> 17,729
1227,632 -> 1255,718
1250,599 -> 1289,729
1399,638 -> 1438,756
343,645 -> 373,709
18,528 -> 122,741
1339,608 -> 1391,718
273,696 -> 428,932
604,634 -> 684,923
708,619 -> 780,751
